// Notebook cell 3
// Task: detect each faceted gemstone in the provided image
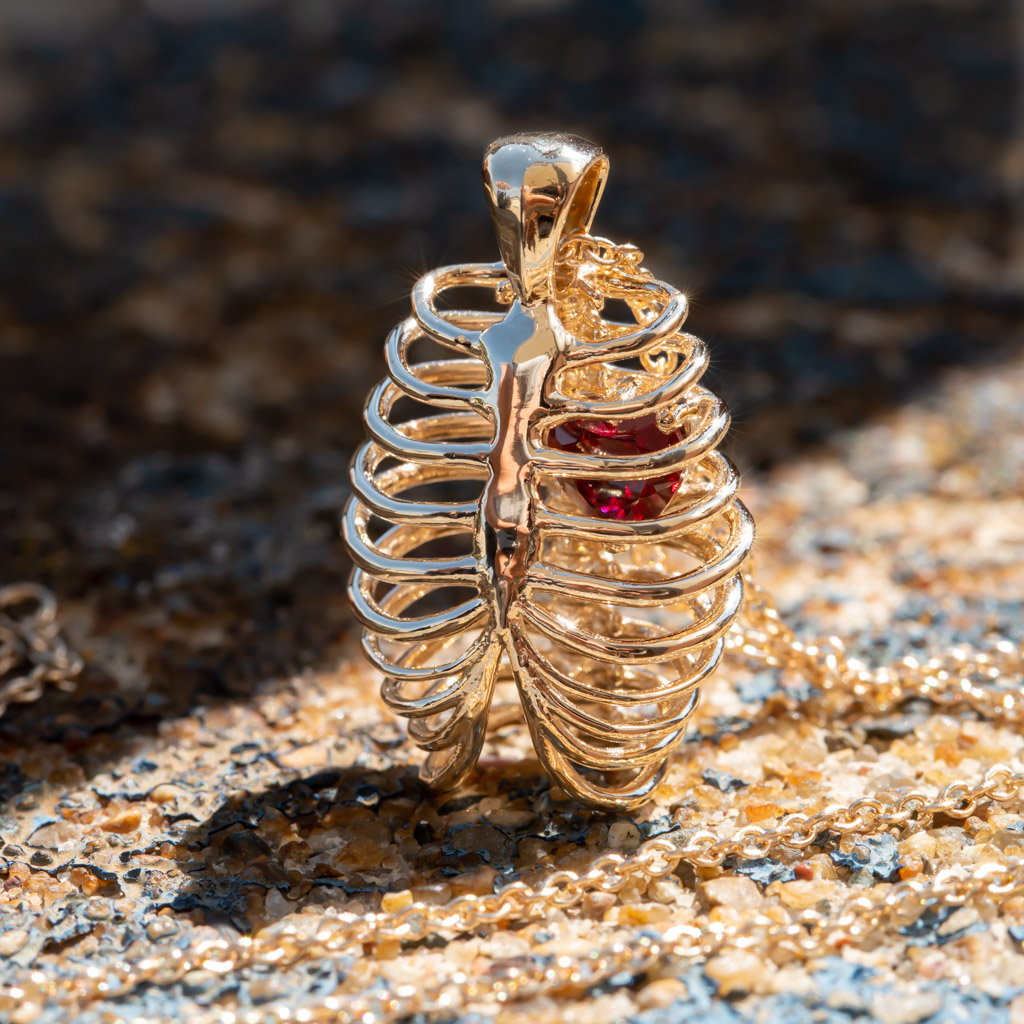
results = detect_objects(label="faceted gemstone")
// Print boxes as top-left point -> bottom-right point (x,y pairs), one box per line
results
550,413 -> 685,521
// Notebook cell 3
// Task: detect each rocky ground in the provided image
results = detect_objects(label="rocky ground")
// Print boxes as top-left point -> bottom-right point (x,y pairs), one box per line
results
1,1 -> 1023,1021
1,347 -> 1023,1023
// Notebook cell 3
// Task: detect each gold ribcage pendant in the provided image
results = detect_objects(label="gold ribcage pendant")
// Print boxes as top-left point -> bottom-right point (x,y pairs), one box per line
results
344,132 -> 754,810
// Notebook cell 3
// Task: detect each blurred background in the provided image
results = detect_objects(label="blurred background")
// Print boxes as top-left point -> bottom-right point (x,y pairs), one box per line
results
0,0 -> 1020,730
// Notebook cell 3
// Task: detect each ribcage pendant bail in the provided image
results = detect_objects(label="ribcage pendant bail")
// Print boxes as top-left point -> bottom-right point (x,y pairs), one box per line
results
344,132 -> 754,810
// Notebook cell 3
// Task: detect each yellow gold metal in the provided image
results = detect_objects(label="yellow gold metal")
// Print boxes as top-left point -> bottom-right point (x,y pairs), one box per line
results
343,131 -> 754,809
0,581 -> 82,715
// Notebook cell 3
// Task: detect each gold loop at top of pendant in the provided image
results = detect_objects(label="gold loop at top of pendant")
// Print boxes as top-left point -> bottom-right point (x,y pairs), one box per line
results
482,132 -> 609,307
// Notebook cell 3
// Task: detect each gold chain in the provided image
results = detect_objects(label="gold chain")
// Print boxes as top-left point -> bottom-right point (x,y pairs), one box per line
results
7,239 -> 1024,1019
731,572 -> 1024,723
247,859 -> 1024,1021
0,582 -> 81,716
28,764 -> 1024,1018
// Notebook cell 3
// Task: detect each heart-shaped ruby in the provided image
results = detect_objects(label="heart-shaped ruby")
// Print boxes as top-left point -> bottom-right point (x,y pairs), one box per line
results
549,413 -> 684,521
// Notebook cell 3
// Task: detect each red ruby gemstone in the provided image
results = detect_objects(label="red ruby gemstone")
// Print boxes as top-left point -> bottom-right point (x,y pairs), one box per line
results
550,414 -> 685,521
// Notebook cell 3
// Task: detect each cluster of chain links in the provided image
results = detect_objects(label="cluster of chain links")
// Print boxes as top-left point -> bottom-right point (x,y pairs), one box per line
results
262,858 -> 1024,1022
553,233 -> 683,374
27,608 -> 1024,1022
0,582 -> 81,716
731,571 -> 1024,723
551,232 -> 652,337
13,240 -> 1024,1020
324,857 -> 1024,1021
32,765 -> 1024,1020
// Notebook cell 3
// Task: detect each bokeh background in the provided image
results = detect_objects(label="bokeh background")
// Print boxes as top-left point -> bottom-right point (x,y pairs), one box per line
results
0,0 -> 1021,731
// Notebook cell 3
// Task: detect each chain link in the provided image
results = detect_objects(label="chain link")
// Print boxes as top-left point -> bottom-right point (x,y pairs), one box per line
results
553,232 -> 663,349
731,571 -> 1024,723
0,582 -> 82,715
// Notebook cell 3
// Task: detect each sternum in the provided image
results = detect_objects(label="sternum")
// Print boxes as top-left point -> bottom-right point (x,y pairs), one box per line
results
477,301 -> 560,629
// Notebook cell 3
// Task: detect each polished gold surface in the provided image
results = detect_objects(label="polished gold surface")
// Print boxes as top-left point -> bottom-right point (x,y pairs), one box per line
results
343,132 -> 753,808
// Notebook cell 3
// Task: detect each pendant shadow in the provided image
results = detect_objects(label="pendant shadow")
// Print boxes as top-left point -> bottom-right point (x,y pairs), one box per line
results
168,759 -> 678,934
